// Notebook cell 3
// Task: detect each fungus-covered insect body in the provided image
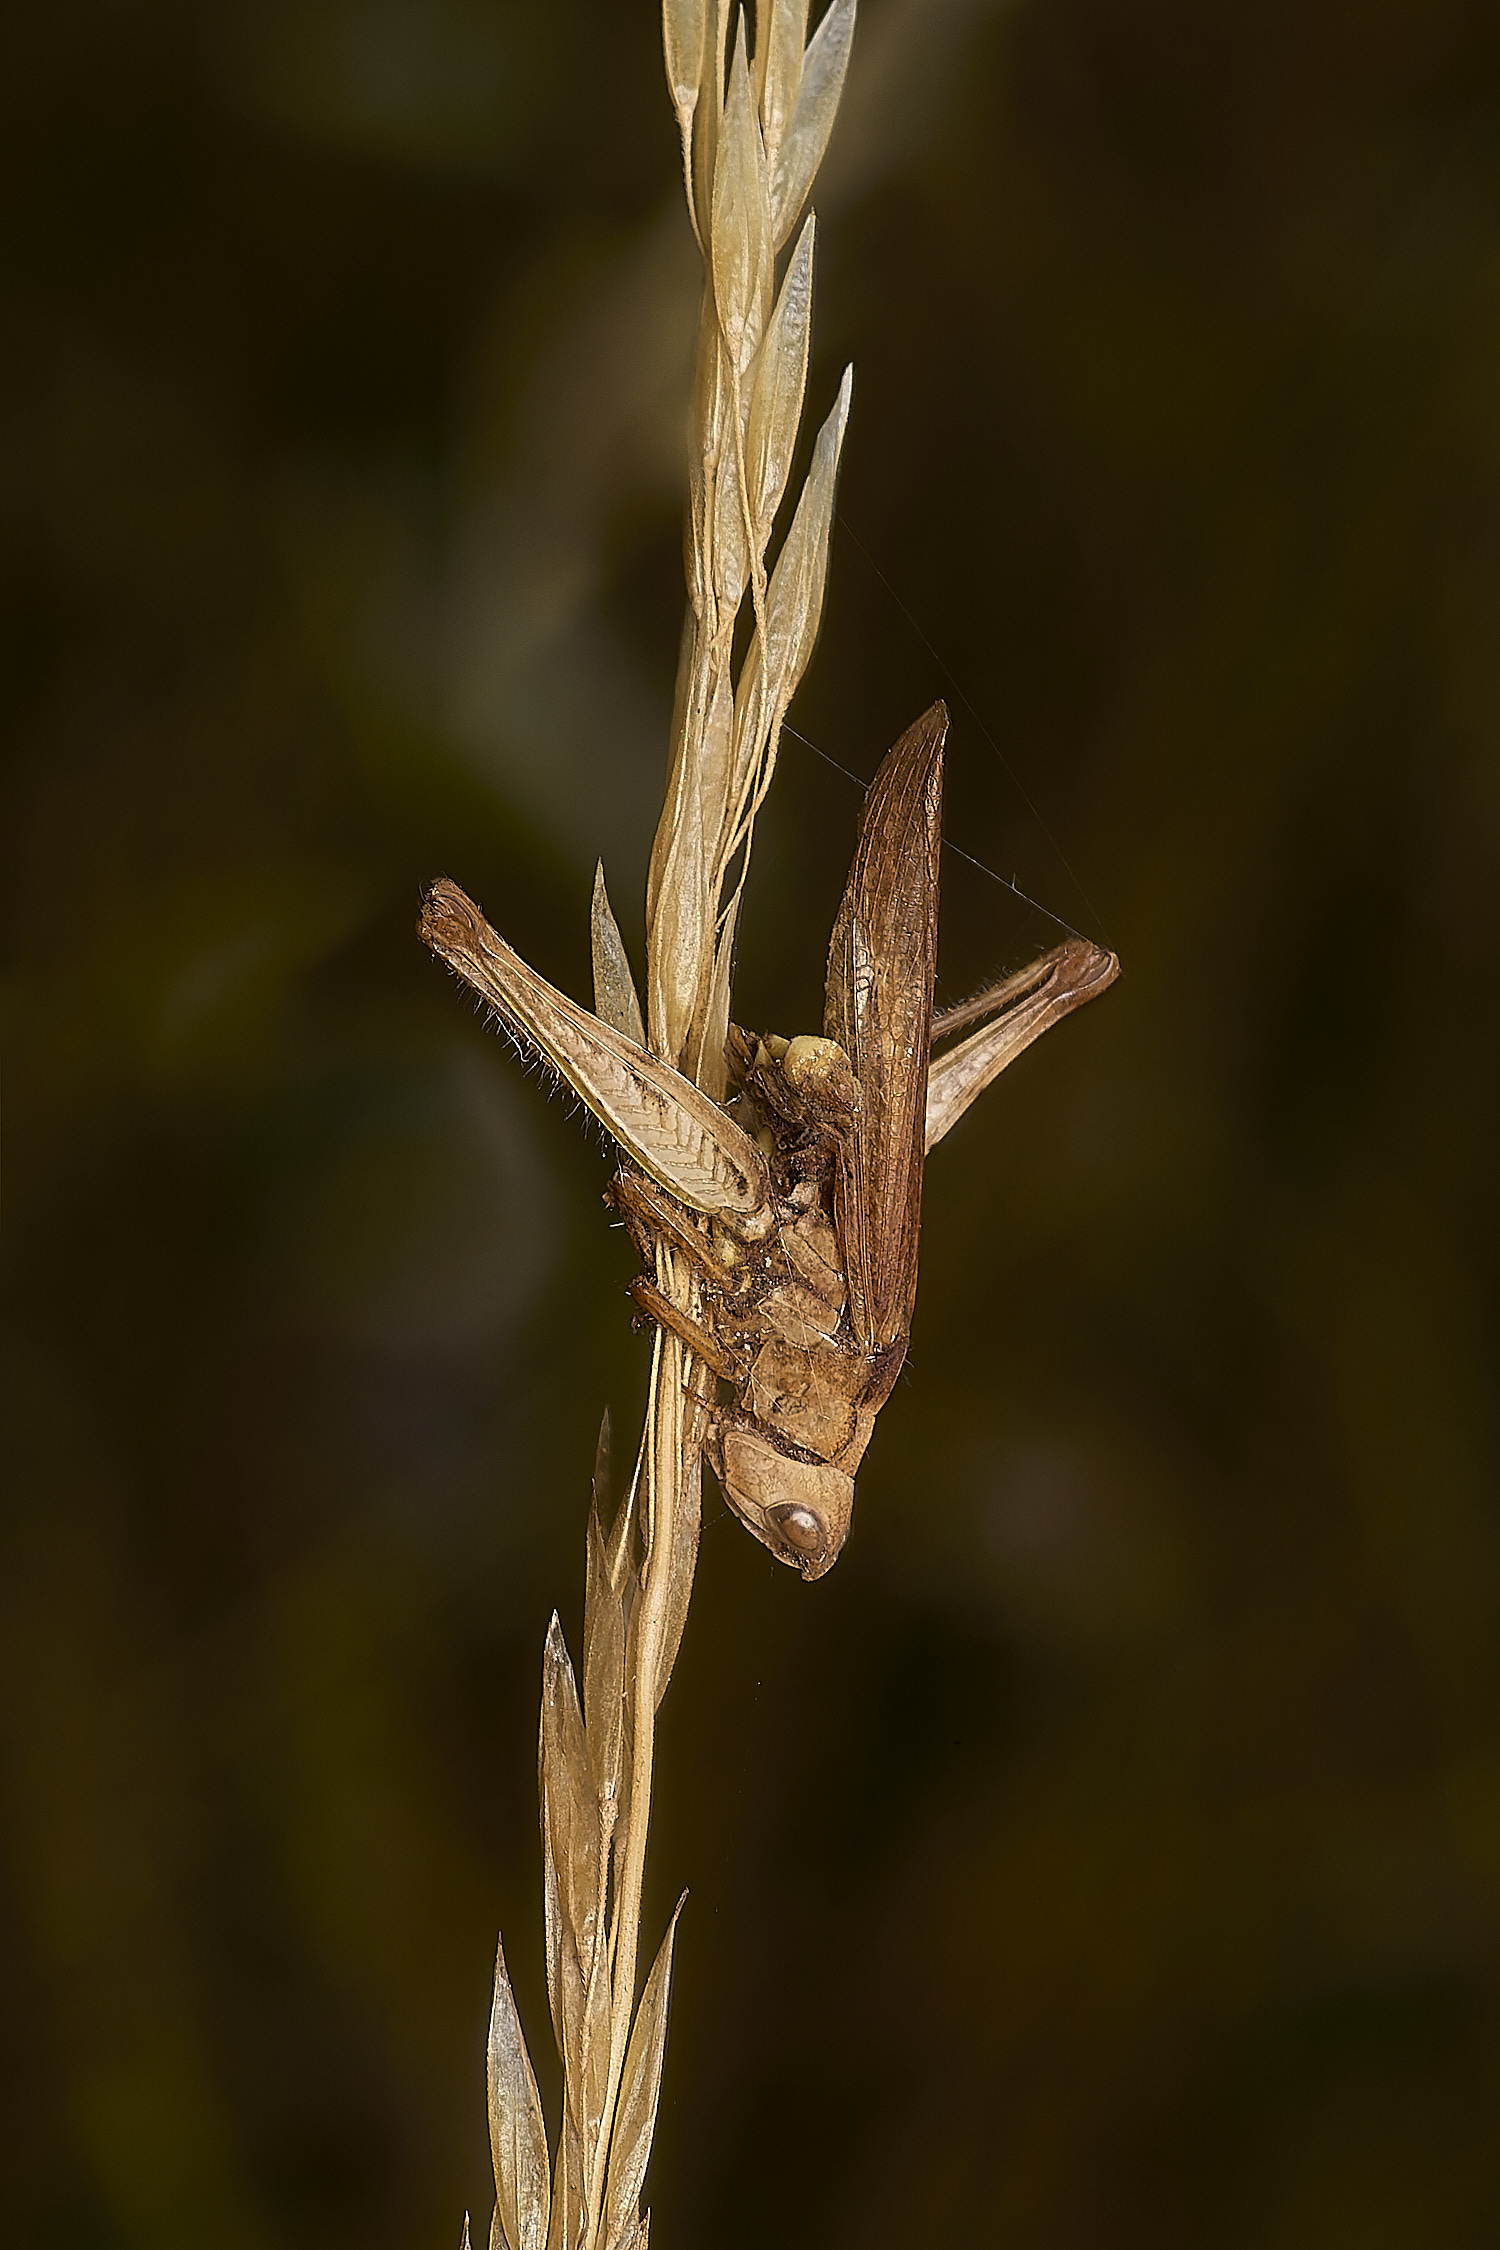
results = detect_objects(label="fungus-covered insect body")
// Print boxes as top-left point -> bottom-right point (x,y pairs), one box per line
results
418,701 -> 1119,1581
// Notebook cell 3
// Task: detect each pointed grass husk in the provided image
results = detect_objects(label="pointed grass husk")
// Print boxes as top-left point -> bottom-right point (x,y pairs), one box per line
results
488,1938 -> 550,2250
590,867 -> 647,1047
476,5 -> 856,2244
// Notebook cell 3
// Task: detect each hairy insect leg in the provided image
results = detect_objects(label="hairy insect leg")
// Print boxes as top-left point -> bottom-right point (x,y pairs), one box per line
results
419,878 -> 774,1233
925,938 -> 1120,1151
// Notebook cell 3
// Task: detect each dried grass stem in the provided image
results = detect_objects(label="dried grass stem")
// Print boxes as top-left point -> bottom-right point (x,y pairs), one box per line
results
471,7 -> 857,2243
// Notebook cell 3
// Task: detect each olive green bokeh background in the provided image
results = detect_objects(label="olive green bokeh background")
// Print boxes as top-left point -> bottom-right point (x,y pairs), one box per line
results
4,1 -> 1500,2243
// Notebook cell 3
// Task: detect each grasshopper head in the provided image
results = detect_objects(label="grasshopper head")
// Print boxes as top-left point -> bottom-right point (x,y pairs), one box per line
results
715,1426 -> 855,1581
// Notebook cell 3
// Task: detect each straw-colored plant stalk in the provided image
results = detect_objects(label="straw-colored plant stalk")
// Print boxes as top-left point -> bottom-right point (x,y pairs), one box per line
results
467,8 -> 856,2247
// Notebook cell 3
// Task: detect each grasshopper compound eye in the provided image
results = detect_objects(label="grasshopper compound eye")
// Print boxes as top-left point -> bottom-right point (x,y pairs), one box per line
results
769,1502 -> 825,1559
717,1427 -> 854,1580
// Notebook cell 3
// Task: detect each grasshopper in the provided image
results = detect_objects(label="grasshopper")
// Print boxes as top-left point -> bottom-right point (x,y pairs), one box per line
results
419,702 -> 1118,1580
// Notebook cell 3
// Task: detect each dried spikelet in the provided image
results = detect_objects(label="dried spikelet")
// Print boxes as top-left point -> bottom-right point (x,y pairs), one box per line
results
602,1896 -> 686,2249
746,213 -> 814,546
651,1448 -> 701,1711
661,0 -> 706,235
759,0 -> 809,175
770,0 -> 855,247
711,24 -> 772,381
486,1938 -> 549,2250
582,1421 -> 628,1811
590,867 -> 647,1047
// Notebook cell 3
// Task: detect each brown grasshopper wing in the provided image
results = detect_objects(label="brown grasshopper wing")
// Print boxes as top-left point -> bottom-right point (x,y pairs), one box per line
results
823,700 -> 947,1367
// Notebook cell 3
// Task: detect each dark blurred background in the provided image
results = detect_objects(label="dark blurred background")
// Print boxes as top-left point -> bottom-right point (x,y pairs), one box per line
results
4,0 -> 1500,2243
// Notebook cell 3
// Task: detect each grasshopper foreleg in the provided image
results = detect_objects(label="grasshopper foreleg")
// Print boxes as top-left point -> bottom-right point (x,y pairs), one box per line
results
606,1170 -> 750,1302
627,1278 -> 744,1382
